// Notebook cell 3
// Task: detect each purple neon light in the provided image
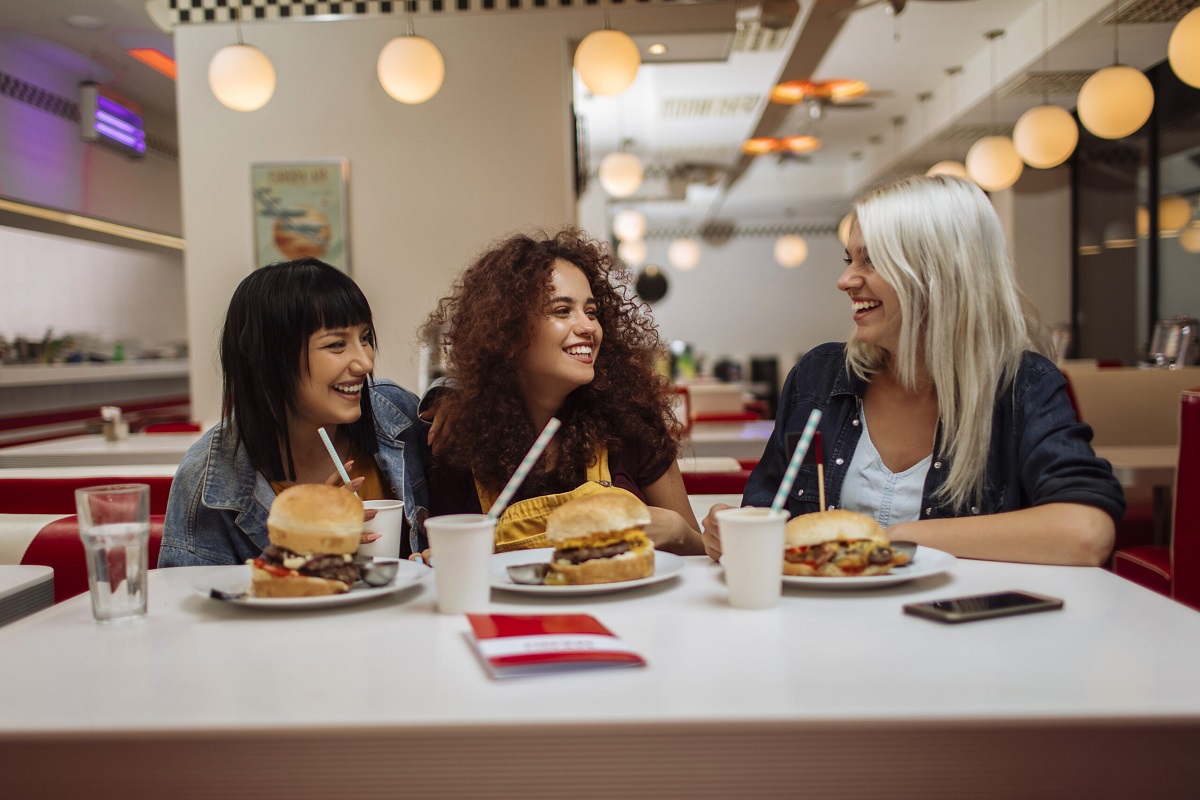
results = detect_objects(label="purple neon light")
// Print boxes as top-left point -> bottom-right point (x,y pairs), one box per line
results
95,121 -> 146,152
95,108 -> 138,136
95,94 -> 142,128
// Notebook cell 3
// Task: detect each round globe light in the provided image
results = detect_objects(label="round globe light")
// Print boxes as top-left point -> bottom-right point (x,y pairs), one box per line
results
1159,195 -> 1193,235
598,152 -> 644,198
926,161 -> 969,180
575,29 -> 641,96
377,36 -> 445,104
612,209 -> 648,242
774,235 -> 808,268
965,136 -> 1024,192
1180,225 -> 1200,254
1013,105 -> 1078,169
1168,8 -> 1200,89
837,213 -> 853,246
208,44 -> 275,111
617,238 -> 647,266
1078,65 -> 1154,139
667,238 -> 701,271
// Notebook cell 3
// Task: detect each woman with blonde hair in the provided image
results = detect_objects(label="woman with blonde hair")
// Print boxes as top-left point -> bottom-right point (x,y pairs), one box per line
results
703,174 -> 1123,566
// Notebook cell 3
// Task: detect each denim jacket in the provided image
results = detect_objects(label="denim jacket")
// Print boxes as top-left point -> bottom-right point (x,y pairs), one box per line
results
743,343 -> 1126,524
159,380 -> 430,567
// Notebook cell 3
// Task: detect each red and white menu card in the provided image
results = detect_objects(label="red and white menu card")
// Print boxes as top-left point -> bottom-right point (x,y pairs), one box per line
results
466,614 -> 646,679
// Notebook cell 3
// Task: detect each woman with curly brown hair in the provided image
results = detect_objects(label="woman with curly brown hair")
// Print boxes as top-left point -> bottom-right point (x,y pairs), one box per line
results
421,227 -> 704,555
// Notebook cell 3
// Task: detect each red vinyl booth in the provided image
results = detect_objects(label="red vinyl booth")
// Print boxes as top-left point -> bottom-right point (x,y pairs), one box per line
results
0,477 -> 173,515
19,515 -> 165,604
681,470 -> 753,495
1112,389 -> 1200,612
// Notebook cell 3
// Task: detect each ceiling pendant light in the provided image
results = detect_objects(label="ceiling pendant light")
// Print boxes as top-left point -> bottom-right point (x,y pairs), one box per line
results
612,208 -> 647,242
377,3 -> 444,104
598,151 -> 643,198
208,6 -> 275,111
575,0 -> 640,97
1168,7 -> 1200,89
1159,195 -> 1192,236
1180,224 -> 1200,254
966,31 -> 1023,192
1078,2 -> 1153,139
667,238 -> 700,271
617,238 -> 647,266
1013,3 -> 1078,169
926,161 -> 969,180
774,235 -> 808,268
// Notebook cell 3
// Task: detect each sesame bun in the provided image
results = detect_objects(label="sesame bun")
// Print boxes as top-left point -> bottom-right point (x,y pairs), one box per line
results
549,546 -> 654,585
784,510 -> 887,548
545,492 -> 652,543
267,483 -> 363,556
250,563 -> 351,597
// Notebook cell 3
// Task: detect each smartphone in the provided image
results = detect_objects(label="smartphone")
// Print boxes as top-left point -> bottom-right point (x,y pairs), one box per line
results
903,591 -> 1064,624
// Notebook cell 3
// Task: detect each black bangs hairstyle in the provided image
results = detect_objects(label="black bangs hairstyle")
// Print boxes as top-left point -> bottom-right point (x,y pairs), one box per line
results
220,258 -> 379,481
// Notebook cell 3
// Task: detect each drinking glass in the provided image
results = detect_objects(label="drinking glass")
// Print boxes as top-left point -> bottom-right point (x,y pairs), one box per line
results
75,484 -> 150,622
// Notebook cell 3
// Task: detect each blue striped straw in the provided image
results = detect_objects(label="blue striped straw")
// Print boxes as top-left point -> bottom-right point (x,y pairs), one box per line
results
317,427 -> 359,497
487,417 -> 562,521
771,409 -> 822,512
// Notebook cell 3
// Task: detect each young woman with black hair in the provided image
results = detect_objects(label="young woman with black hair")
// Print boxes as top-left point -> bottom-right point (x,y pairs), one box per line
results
159,259 -> 430,566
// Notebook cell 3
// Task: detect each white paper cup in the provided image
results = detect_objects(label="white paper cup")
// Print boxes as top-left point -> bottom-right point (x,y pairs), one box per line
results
425,513 -> 495,614
716,507 -> 787,609
357,499 -> 405,559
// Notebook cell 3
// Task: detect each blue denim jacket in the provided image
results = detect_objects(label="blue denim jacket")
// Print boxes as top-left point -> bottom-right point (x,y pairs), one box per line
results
159,380 -> 430,567
743,343 -> 1125,523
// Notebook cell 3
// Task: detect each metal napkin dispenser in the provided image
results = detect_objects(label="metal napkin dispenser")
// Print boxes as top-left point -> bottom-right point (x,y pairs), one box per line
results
1142,315 -> 1199,368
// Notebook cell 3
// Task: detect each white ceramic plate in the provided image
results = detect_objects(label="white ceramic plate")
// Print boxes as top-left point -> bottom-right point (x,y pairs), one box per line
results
193,559 -> 430,609
490,547 -> 684,595
779,546 -> 957,590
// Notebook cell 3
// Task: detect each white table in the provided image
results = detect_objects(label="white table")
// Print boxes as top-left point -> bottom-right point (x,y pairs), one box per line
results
1095,444 -> 1178,544
0,565 -> 53,627
682,420 -> 773,460
0,557 -> 1197,797
0,432 -> 200,468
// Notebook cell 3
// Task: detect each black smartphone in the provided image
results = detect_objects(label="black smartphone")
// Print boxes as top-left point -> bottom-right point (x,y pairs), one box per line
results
903,591 -> 1064,624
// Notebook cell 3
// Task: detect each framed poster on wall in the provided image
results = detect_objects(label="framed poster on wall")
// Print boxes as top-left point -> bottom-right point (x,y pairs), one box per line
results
251,159 -> 350,272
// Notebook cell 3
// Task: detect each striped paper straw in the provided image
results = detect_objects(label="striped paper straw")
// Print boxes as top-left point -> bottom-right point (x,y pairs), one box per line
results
317,427 -> 359,497
487,417 -> 562,521
771,409 -> 822,512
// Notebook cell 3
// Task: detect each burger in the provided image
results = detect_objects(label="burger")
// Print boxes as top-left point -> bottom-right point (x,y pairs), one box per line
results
782,510 -> 910,577
545,492 -> 655,585
250,484 -> 364,597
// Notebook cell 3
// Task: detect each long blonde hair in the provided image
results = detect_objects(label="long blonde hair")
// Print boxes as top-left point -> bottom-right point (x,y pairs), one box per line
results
845,174 -> 1042,511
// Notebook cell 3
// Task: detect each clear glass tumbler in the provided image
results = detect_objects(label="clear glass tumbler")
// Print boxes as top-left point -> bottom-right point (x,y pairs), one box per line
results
74,484 -> 151,622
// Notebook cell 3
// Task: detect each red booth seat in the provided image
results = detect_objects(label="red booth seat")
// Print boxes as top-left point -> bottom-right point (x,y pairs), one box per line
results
19,515 -> 165,604
0,476 -> 174,515
682,471 -> 752,495
1112,546 -> 1171,598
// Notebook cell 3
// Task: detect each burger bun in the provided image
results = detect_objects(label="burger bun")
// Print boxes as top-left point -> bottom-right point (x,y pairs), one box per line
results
784,509 -> 886,549
250,563 -> 352,597
267,483 -> 363,555
548,546 -> 654,585
545,491 -> 652,543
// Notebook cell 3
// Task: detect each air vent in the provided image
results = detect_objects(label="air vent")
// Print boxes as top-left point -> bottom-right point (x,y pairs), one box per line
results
654,144 -> 741,163
1000,71 -> 1094,99
732,21 -> 792,53
1102,0 -> 1200,26
661,95 -> 761,120
933,123 -> 1015,143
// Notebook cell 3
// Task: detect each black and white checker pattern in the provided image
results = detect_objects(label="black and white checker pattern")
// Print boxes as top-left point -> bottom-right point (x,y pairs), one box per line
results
169,0 -> 670,24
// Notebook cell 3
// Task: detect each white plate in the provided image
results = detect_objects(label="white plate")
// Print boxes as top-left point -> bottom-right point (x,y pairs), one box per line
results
192,560 -> 430,609
778,545 -> 957,590
490,547 -> 684,595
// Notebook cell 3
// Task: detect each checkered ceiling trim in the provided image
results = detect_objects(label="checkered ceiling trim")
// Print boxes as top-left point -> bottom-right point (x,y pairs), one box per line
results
168,0 -> 683,24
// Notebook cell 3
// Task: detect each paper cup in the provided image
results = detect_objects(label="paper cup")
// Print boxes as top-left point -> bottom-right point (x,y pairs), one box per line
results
425,513 -> 495,614
358,499 -> 405,559
716,507 -> 787,609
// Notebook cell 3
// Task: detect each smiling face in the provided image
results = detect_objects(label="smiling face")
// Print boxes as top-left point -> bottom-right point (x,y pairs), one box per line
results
837,223 -> 902,354
516,260 -> 602,408
292,323 -> 374,430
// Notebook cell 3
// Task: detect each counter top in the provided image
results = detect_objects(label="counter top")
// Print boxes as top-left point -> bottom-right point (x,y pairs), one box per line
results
0,359 -> 189,387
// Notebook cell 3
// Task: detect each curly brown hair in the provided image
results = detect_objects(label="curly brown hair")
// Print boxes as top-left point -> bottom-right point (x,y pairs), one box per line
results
422,227 -> 682,497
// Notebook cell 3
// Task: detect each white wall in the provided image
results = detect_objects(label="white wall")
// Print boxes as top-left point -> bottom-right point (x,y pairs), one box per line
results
0,225 -> 185,350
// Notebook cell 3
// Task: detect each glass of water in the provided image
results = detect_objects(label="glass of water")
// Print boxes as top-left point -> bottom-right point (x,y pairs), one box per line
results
74,484 -> 150,622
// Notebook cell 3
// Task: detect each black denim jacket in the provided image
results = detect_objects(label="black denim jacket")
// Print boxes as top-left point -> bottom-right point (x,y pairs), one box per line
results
743,343 -> 1126,524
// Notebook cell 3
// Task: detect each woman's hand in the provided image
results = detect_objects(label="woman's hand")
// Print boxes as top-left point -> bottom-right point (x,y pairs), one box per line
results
700,503 -> 734,561
645,507 -> 706,556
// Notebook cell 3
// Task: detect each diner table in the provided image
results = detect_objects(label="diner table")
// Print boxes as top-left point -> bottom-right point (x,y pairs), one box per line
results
0,565 -> 53,627
682,419 -> 773,460
0,554 -> 1196,798
0,432 -> 201,468
1095,444 -> 1179,545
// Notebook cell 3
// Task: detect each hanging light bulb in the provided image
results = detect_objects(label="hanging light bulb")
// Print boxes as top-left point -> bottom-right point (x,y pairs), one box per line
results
1013,3 -> 1077,169
208,7 -> 274,111
1078,4 -> 1153,139
1180,224 -> 1200,254
1158,195 -> 1192,236
837,214 -> 853,246
1168,7 -> 1200,89
967,136 -> 1024,192
667,238 -> 700,271
377,5 -> 444,104
617,238 -> 647,266
926,161 -> 969,180
774,235 -> 808,268
612,209 -> 647,242
966,31 -> 1023,192
598,151 -> 643,198
574,0 -> 640,98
